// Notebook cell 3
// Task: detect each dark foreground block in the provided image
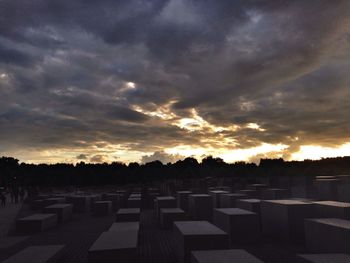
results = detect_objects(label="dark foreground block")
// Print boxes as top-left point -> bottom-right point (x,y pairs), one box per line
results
16,214 -> 57,233
2,245 -> 65,263
191,249 -> 264,263
305,218 -> 350,253
173,221 -> 229,263
88,230 -> 138,263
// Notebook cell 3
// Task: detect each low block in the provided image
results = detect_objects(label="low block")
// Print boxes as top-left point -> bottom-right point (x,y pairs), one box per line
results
261,200 -> 315,243
16,214 -> 57,233
191,249 -> 264,263
213,208 -> 260,244
313,201 -> 350,219
116,208 -> 140,222
109,222 -> 139,232
2,245 -> 65,263
173,221 -> 229,263
297,254 -> 350,263
188,194 -> 213,221
88,230 -> 138,263
43,204 -> 73,223
261,188 -> 289,200
177,191 -> 192,211
305,218 -> 350,253
220,193 -> 248,208
209,190 -> 229,208
160,208 -> 187,229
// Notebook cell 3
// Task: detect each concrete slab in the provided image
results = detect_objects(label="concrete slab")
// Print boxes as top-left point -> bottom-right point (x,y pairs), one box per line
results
43,204 -> 73,223
191,249 -> 264,263
305,218 -> 350,253
173,221 -> 229,263
88,230 -> 138,263
2,245 -> 65,263
16,214 -> 57,233
213,208 -> 260,244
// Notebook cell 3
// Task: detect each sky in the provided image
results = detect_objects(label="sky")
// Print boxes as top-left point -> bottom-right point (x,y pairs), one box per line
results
1,0 -> 350,164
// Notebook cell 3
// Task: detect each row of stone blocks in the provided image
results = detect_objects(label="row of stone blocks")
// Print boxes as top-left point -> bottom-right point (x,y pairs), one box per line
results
158,189 -> 350,256
16,203 -> 74,234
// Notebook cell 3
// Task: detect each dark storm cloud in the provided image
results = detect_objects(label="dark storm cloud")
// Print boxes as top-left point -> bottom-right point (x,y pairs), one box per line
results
1,0 -> 350,162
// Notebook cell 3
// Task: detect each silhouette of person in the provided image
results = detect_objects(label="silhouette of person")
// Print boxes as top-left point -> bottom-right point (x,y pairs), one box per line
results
10,189 -> 14,203
20,188 -> 25,202
14,188 -> 19,204
0,193 -> 6,207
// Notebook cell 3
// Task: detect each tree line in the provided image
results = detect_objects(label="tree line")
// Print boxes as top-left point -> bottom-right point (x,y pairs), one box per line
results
1,156 -> 350,187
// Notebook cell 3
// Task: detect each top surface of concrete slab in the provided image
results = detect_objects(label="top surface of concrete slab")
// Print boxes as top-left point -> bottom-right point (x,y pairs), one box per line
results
190,194 -> 211,197
224,193 -> 246,197
209,191 -> 229,194
264,200 -> 311,205
299,253 -> 350,263
45,204 -> 73,209
215,208 -> 256,215
177,191 -> 192,194
314,201 -> 350,208
18,213 -> 56,221
89,231 -> 138,251
109,222 -> 139,232
238,199 -> 261,203
174,221 -> 227,236
2,245 -> 65,263
94,201 -> 112,204
191,249 -> 263,263
117,208 -> 140,213
160,208 -> 185,213
156,196 -> 176,201
307,218 -> 350,230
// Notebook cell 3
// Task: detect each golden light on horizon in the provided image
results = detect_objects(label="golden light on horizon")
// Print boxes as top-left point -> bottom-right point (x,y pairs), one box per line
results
291,142 -> 350,161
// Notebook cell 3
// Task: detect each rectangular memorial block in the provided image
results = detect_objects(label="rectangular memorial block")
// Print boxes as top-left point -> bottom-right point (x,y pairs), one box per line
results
16,214 -> 57,233
88,230 -> 138,263
116,208 -> 140,222
313,201 -> 350,219
160,208 -> 187,229
43,204 -> 73,223
191,249 -> 264,263
188,194 -> 213,221
305,218 -> 350,253
297,254 -> 350,263
220,193 -> 248,208
261,200 -> 315,243
213,208 -> 260,244
173,221 -> 229,263
2,245 -> 65,263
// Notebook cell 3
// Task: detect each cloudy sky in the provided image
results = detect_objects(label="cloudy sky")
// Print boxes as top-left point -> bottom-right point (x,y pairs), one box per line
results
1,0 -> 350,164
